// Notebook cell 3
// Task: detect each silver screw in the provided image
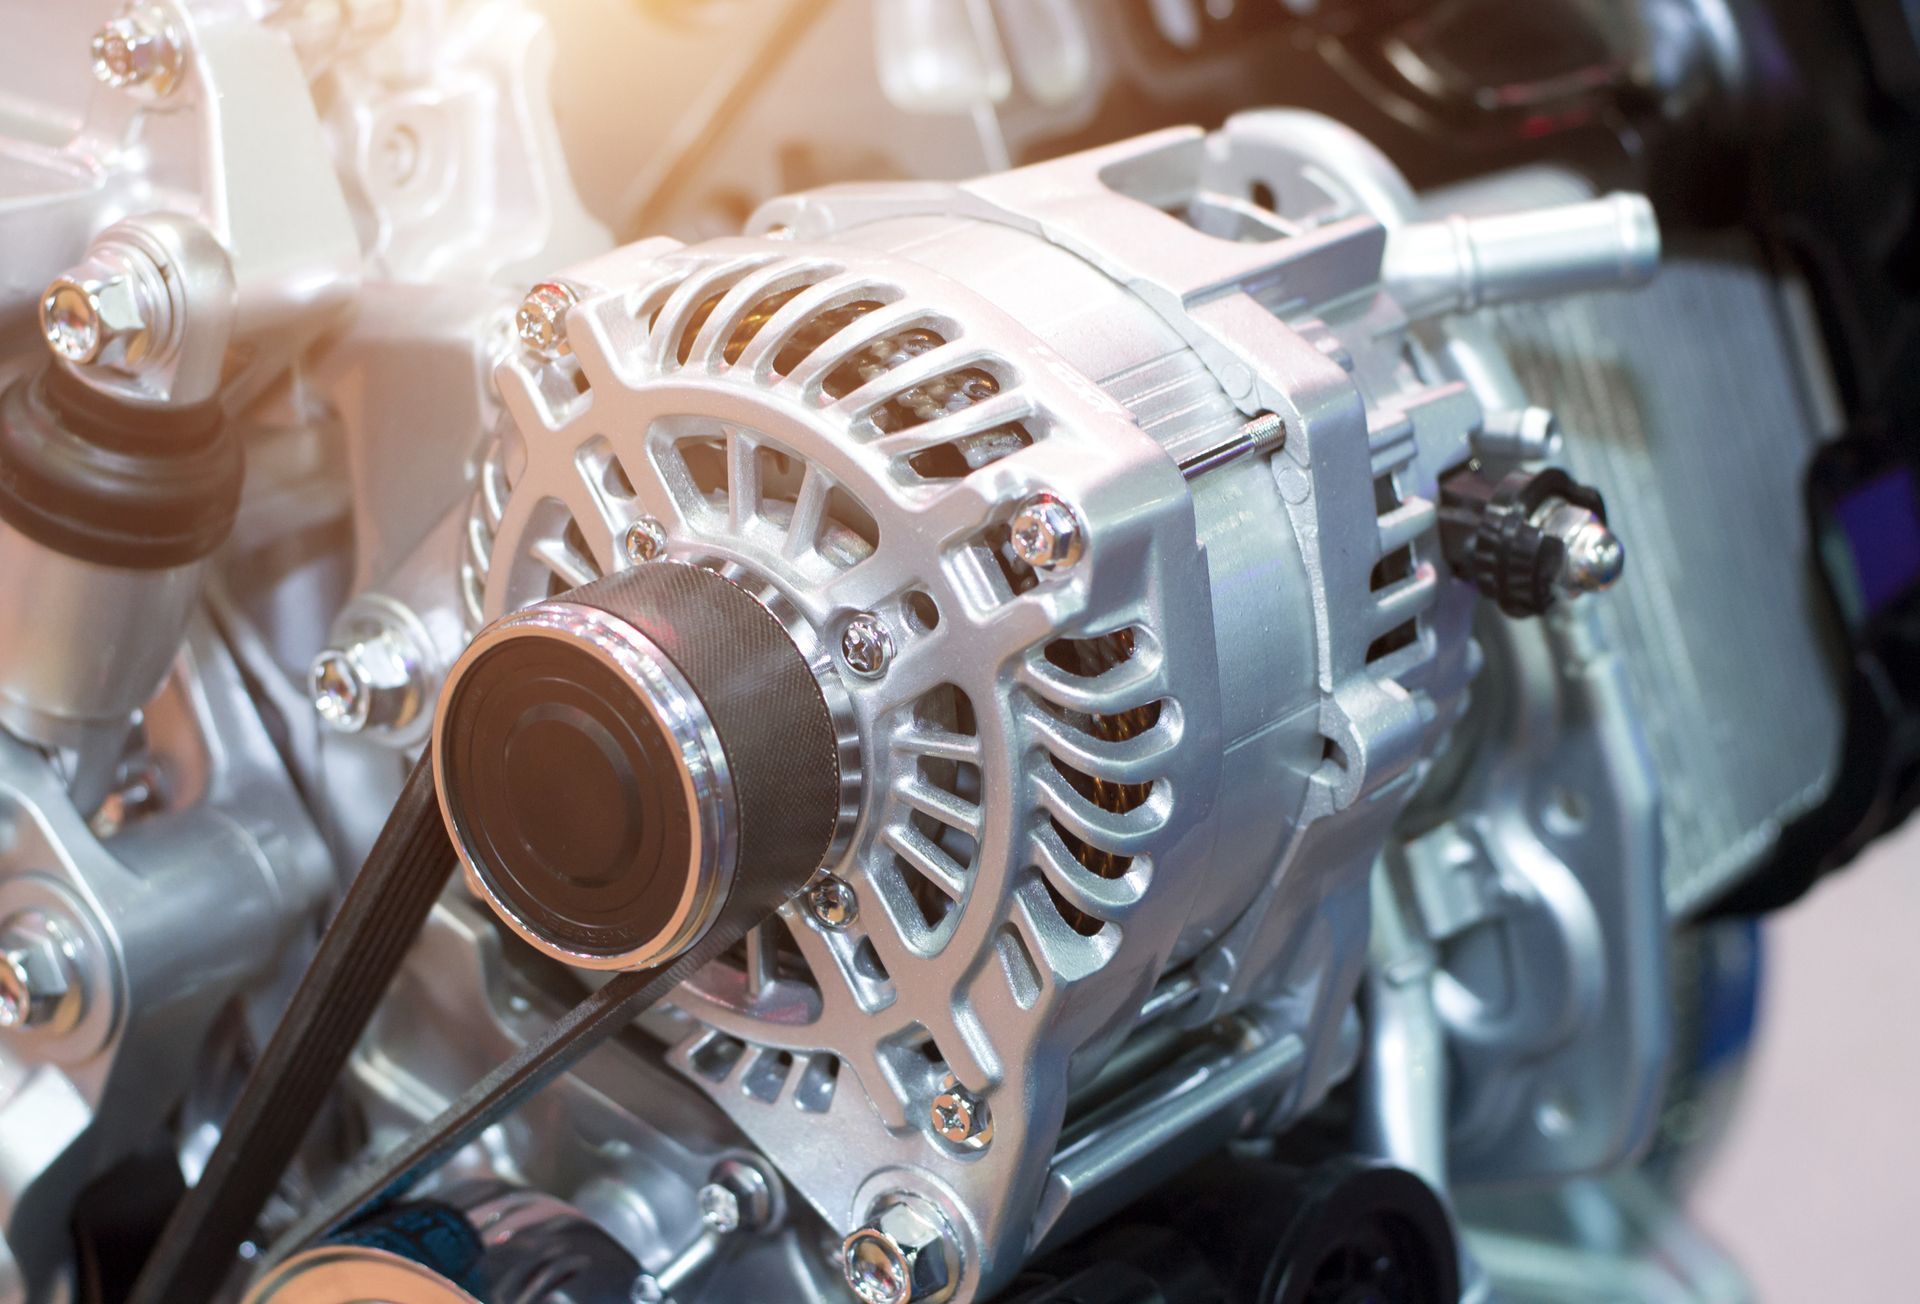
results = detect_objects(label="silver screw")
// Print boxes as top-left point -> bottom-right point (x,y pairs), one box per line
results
806,874 -> 859,930
1008,492 -> 1084,572
1535,500 -> 1626,596
842,1197 -> 959,1304
623,516 -> 668,565
308,625 -> 427,735
40,242 -> 170,371
929,1074 -> 992,1149
840,613 -> 894,679
0,912 -> 85,1033
516,280 -> 580,360
90,7 -> 185,96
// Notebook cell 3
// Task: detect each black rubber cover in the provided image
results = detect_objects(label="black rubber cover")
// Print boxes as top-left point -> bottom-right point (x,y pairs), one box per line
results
1438,464 -> 1608,619
0,365 -> 241,571
438,562 -> 841,960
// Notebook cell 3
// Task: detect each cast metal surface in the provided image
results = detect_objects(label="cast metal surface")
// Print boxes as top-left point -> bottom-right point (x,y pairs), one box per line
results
0,3 -> 1846,1301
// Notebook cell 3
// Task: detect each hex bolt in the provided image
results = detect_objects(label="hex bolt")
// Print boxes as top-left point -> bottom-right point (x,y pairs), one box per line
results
623,516 -> 668,565
806,874 -> 859,930
1008,492 -> 1084,573
40,241 -> 172,371
697,1158 -> 775,1235
308,624 -> 427,735
0,912 -> 86,1033
90,7 -> 186,96
516,280 -> 581,361
929,1074 -> 992,1150
842,1196 -> 960,1304
840,612 -> 894,679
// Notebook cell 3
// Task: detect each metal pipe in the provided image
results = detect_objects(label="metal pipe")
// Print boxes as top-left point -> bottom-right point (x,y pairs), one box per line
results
1385,193 -> 1660,321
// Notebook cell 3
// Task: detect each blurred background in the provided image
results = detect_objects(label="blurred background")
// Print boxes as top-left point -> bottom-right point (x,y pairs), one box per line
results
1691,821 -> 1920,1301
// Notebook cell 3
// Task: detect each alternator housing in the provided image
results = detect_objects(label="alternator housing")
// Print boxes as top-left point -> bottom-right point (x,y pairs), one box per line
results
474,112 -> 1627,1299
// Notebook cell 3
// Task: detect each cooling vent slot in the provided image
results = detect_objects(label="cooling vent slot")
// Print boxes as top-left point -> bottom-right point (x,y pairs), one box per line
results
1037,631 -> 1161,933
881,685 -> 983,952
1018,626 -> 1176,942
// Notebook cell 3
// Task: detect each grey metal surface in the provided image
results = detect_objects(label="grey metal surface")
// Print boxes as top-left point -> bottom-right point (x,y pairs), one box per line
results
1474,230 -> 1843,916
0,619 -> 332,1300
461,110 -> 1652,1301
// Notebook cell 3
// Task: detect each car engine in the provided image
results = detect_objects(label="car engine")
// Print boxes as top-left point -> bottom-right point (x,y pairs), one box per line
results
0,2 -> 1914,1302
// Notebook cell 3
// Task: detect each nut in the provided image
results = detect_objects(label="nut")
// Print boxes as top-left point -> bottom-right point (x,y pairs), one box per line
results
0,912 -> 86,1033
1008,493 -> 1084,572
308,625 -> 427,735
516,281 -> 580,360
90,7 -> 186,96
40,243 -> 170,371
842,1197 -> 959,1304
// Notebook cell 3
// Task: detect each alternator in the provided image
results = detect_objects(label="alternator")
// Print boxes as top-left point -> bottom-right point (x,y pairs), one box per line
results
464,111 -> 1655,1302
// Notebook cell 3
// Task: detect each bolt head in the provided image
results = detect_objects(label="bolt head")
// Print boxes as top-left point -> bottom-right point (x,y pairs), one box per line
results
0,914 -> 84,1033
806,874 -> 859,930
516,281 -> 579,360
623,516 -> 668,565
697,1181 -> 741,1234
90,9 -> 185,95
1008,493 -> 1084,572
840,613 -> 894,679
309,628 -> 425,735
842,1199 -> 957,1304
929,1075 -> 992,1148
309,650 -> 368,733
41,264 -> 155,369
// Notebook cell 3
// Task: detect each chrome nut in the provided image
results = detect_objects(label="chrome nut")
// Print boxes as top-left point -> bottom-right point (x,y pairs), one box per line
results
1008,493 -> 1084,572
41,243 -> 171,371
515,281 -> 580,360
0,912 -> 86,1033
308,625 -> 428,735
842,1197 -> 959,1304
90,7 -> 186,97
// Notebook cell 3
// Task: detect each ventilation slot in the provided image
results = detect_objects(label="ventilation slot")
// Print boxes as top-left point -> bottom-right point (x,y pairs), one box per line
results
982,524 -> 1038,598
689,1033 -> 747,1082
1039,630 -> 1161,892
545,516 -> 603,599
821,326 -> 946,399
1367,621 -> 1419,663
773,300 -> 885,376
907,422 -> 1034,481
794,1054 -> 840,1113
677,435 -> 729,508
741,1048 -> 794,1103
674,290 -> 729,366
722,286 -> 808,364
1367,471 -> 1419,664
887,687 -> 980,944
